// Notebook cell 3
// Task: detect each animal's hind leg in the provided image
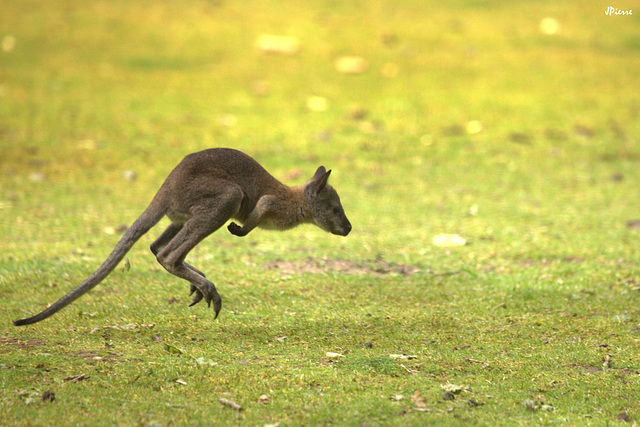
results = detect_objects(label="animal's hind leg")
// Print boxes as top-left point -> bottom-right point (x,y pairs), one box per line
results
155,189 -> 242,318
151,223 -> 207,303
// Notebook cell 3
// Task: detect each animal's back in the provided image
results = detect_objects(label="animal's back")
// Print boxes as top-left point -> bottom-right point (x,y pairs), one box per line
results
162,148 -> 285,221
184,148 -> 279,186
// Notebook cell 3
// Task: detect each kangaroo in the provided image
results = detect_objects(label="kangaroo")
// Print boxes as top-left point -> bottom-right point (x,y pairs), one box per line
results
13,148 -> 351,326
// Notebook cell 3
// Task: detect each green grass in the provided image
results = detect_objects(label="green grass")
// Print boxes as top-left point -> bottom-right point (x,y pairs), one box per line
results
1,0 -> 639,425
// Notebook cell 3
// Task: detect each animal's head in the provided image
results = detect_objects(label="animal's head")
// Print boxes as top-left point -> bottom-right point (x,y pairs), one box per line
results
304,166 -> 352,236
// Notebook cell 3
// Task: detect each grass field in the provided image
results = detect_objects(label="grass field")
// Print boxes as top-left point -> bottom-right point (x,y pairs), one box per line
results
1,0 -> 639,425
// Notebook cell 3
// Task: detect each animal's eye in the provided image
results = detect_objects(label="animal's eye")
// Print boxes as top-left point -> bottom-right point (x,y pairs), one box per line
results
332,207 -> 340,214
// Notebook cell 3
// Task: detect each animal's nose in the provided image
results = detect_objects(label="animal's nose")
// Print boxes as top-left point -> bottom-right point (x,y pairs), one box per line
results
343,222 -> 352,236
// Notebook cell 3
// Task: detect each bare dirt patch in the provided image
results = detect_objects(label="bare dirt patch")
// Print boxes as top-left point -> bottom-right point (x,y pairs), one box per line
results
0,337 -> 46,350
263,257 -> 418,276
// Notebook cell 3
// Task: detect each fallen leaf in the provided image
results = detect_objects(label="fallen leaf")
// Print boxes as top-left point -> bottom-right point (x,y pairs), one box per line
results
466,358 -> 490,368
334,56 -> 368,74
274,336 -> 287,342
432,234 -> 467,247
539,17 -> 560,35
105,323 -> 137,331
522,399 -> 553,412
326,352 -> 344,358
175,378 -> 187,385
79,311 -> 97,318
389,354 -> 418,360
77,139 -> 98,150
613,312 -> 630,323
441,383 -> 469,394
390,394 -> 404,401
411,391 -> 427,408
540,403 -> 555,412
28,172 -> 46,182
258,394 -> 269,404
194,357 -> 217,366
122,170 -> 137,181
2,35 -> 16,53
256,34 -> 300,55
17,390 -> 42,405
466,120 -> 483,135
219,397 -> 243,411
164,343 -> 184,355
307,96 -> 329,112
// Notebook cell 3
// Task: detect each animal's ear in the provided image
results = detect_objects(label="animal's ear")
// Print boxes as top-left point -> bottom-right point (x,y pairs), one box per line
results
312,166 -> 327,180
317,169 -> 331,192
307,167 -> 331,195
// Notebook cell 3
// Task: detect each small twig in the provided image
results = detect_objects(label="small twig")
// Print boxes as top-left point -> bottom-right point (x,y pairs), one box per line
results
94,374 -> 116,389
399,363 -> 417,374
63,374 -> 89,383
219,397 -> 243,411
465,358 -> 490,369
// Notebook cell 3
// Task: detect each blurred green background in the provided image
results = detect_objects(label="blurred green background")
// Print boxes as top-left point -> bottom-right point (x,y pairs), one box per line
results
2,0 -> 639,266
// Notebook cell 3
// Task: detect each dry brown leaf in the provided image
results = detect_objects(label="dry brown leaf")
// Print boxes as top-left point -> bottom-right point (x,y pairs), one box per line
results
219,397 -> 243,411
411,391 -> 427,408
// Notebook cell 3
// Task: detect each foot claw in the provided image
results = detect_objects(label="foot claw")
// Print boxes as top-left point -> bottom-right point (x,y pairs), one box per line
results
213,299 -> 222,319
189,291 -> 204,307
187,282 -> 222,318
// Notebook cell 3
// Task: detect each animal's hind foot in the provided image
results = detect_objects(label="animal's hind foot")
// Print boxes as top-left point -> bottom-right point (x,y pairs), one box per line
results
188,282 -> 222,319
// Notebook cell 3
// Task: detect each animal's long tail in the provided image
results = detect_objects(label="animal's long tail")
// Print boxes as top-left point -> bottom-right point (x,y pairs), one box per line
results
13,200 -> 166,326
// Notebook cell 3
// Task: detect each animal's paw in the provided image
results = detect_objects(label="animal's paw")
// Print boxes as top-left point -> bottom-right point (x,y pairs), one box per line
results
227,222 -> 245,236
188,282 -> 222,319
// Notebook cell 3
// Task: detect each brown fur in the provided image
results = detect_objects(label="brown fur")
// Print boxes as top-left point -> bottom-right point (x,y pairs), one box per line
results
14,148 -> 351,326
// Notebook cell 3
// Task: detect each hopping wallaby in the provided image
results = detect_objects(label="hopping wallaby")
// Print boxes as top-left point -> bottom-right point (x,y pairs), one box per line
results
13,148 -> 351,326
